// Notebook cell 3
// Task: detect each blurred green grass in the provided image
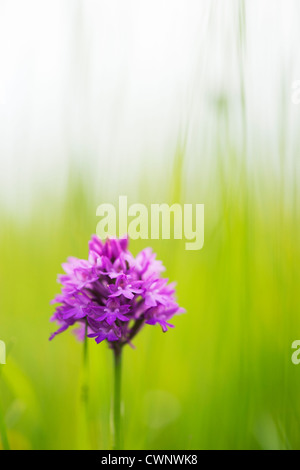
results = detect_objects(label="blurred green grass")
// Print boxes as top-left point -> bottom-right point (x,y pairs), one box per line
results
1,1 -> 300,450
1,153 -> 300,450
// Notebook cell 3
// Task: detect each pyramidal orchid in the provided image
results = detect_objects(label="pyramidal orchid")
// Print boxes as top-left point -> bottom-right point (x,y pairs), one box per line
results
49,235 -> 184,449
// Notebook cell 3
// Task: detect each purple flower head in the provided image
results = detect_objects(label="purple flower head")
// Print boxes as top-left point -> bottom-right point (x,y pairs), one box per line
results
50,236 -> 185,347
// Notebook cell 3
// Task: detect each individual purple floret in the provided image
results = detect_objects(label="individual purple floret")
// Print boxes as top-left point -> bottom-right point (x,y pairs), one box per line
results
49,236 -> 184,346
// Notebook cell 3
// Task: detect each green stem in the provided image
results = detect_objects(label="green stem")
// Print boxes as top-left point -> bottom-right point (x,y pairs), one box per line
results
83,322 -> 88,372
0,368 -> 9,450
81,322 -> 90,448
112,346 -> 122,450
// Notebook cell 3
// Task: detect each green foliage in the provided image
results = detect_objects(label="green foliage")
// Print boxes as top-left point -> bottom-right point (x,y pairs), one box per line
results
0,152 -> 299,450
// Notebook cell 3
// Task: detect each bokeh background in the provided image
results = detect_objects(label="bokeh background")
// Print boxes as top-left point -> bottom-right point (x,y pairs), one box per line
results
1,0 -> 300,450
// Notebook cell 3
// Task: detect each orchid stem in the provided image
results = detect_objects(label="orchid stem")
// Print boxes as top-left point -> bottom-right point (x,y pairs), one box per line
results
112,345 -> 122,450
0,368 -> 10,450
81,322 -> 90,449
